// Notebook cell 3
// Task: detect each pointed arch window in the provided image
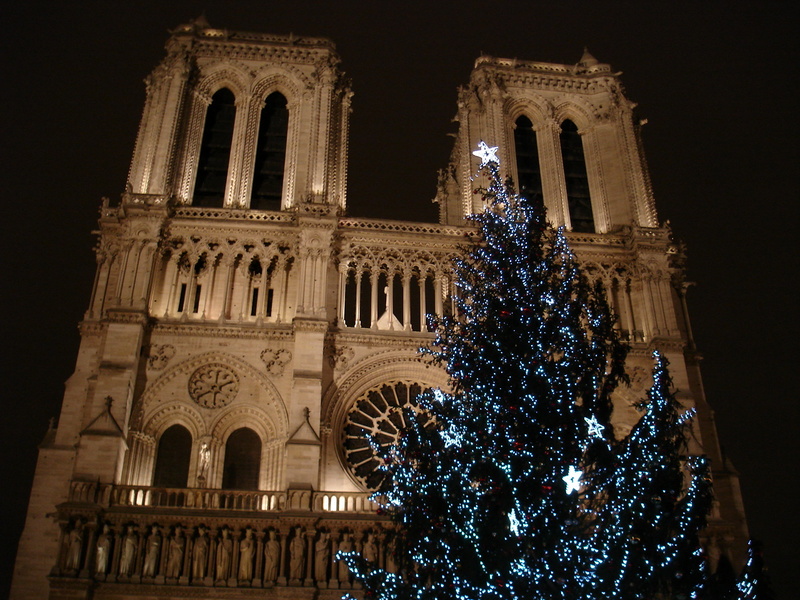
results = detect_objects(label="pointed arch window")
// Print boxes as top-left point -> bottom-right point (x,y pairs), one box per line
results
513,115 -> 543,206
250,92 -> 289,211
222,427 -> 261,490
560,119 -> 595,232
152,424 -> 192,488
194,88 -> 236,207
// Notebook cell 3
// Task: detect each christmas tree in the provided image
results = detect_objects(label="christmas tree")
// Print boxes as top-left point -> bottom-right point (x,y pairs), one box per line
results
734,540 -> 775,600
341,143 -> 711,599
593,351 -> 713,599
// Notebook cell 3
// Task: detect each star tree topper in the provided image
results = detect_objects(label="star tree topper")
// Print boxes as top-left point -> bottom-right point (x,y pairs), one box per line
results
472,141 -> 499,166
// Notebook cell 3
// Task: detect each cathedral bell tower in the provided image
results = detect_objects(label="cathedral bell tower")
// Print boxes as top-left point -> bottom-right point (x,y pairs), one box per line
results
436,49 -> 749,568
12,20 -> 353,599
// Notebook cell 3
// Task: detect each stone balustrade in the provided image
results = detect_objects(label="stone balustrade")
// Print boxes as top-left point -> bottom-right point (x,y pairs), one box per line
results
51,481 -> 395,592
67,481 -> 382,514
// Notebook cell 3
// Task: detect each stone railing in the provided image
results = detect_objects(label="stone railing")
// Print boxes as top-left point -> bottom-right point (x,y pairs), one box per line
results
67,481 -> 380,514
172,205 -> 295,222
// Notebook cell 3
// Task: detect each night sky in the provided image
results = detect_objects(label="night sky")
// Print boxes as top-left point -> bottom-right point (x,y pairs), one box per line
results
1,2 -> 796,597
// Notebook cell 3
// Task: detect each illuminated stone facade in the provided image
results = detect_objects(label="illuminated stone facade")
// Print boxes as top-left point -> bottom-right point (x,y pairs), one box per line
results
11,22 -> 747,600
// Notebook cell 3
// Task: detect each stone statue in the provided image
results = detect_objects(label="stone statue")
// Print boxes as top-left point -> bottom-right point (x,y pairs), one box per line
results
119,526 -> 137,576
314,532 -> 330,582
216,527 -> 232,580
238,528 -> 254,580
385,534 -> 398,574
289,526 -> 306,581
263,529 -> 280,583
363,532 -> 378,564
166,525 -> 185,578
142,525 -> 161,577
95,524 -> 111,575
198,442 -> 211,481
65,521 -> 83,571
192,526 -> 208,579
337,532 -> 353,582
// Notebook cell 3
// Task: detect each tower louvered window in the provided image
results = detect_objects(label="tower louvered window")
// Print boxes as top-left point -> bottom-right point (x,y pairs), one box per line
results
194,88 -> 236,207
250,92 -> 289,210
560,119 -> 594,232
513,115 -> 543,205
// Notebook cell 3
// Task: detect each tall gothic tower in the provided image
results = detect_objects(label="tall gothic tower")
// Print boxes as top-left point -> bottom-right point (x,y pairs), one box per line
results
12,23 -> 747,600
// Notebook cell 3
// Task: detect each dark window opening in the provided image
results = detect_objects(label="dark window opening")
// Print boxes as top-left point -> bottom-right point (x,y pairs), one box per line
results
392,273 -> 404,324
424,276 -> 436,331
266,288 -> 274,317
192,285 -> 202,314
177,283 -> 187,313
194,88 -> 236,208
152,425 -> 192,488
343,271 -> 356,327
359,272 -> 372,328
410,274 -> 421,332
251,288 -> 259,316
251,92 -> 289,211
222,427 -> 261,490
514,115 -> 543,206
560,119 -> 595,233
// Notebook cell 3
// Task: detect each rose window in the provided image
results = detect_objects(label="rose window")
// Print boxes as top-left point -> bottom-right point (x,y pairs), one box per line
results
188,364 -> 239,409
343,380 -> 431,490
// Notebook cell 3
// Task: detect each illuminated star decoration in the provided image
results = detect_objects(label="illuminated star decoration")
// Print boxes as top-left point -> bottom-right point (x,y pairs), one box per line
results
472,141 -> 499,166
563,465 -> 583,495
440,423 -> 463,448
508,509 -> 521,536
584,415 -> 605,439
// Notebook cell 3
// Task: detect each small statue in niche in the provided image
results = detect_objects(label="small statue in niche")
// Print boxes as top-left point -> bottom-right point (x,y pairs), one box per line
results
142,524 -> 162,577
263,529 -> 280,583
65,521 -> 84,571
362,532 -> 378,565
337,532 -> 353,583
165,525 -> 185,578
238,528 -> 255,580
216,527 -> 233,580
197,442 -> 211,482
192,526 -> 209,579
289,526 -> 306,581
119,526 -> 137,576
315,531 -> 330,582
95,524 -> 112,576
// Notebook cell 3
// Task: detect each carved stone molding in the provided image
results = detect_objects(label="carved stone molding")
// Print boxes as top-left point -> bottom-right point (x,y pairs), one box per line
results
260,349 -> 292,376
327,344 -> 354,371
146,344 -> 176,370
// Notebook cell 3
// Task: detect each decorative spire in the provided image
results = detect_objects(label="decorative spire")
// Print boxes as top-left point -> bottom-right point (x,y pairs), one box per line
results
578,47 -> 599,67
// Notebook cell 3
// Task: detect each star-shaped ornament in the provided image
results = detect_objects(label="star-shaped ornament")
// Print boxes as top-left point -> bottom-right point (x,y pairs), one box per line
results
472,141 -> 499,166
441,423 -> 463,448
508,509 -> 521,536
584,415 -> 605,439
563,465 -> 583,495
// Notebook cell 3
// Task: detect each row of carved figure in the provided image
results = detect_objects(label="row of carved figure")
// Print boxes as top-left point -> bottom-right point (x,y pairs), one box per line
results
56,519 -> 397,588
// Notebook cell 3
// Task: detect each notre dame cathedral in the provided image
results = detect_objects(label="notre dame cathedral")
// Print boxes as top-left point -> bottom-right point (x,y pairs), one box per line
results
11,19 -> 748,599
